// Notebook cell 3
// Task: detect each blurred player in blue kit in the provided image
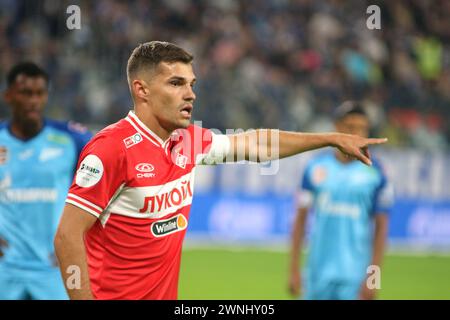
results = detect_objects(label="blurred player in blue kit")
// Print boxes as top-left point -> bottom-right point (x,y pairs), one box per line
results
289,101 -> 394,300
0,62 -> 92,299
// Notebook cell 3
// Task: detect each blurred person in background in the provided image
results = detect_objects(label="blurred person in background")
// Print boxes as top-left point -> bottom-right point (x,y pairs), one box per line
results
0,62 -> 92,299
289,101 -> 394,300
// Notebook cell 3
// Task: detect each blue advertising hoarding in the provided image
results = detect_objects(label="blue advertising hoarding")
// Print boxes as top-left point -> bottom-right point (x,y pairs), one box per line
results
187,149 -> 450,249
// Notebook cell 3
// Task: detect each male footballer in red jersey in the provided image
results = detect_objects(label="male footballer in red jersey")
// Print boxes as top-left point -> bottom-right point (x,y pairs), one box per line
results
54,41 -> 387,300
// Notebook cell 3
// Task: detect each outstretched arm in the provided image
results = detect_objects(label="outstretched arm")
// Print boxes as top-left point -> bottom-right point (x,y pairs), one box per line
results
54,203 -> 97,300
226,130 -> 387,166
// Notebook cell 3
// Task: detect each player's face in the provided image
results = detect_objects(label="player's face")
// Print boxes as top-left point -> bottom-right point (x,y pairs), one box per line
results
146,61 -> 196,131
4,75 -> 48,126
335,114 -> 370,138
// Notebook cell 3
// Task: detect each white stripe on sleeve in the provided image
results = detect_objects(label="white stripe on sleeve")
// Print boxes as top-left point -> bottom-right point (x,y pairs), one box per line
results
297,189 -> 314,208
196,133 -> 231,165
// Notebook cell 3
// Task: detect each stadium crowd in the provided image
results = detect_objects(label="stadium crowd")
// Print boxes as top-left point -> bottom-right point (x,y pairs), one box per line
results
0,0 -> 449,150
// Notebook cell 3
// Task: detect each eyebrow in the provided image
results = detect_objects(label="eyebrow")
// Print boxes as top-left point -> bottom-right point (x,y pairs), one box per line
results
168,76 -> 196,83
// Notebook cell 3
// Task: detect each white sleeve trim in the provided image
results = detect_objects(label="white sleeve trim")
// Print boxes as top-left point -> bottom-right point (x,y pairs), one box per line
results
66,199 -> 101,218
66,193 -> 103,218
67,193 -> 103,212
297,189 -> 314,209
195,133 -> 231,165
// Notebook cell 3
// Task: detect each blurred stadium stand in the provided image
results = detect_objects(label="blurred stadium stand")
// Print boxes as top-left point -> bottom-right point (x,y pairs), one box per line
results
0,0 -> 449,150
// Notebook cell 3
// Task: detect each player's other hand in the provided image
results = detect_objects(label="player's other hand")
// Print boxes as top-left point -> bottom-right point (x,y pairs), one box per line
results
333,133 -> 388,166
0,237 -> 8,258
288,269 -> 302,298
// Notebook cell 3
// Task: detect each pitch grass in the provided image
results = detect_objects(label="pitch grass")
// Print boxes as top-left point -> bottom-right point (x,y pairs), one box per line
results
178,247 -> 450,300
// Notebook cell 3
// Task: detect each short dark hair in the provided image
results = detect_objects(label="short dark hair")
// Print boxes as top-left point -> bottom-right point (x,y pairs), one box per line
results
333,101 -> 368,121
127,41 -> 194,82
7,62 -> 49,87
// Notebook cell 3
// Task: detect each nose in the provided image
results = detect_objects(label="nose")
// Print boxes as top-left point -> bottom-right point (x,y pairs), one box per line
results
184,85 -> 196,102
29,94 -> 40,105
27,92 -> 43,107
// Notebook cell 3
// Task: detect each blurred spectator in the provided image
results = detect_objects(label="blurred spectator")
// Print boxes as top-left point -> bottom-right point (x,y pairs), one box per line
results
0,0 -> 448,149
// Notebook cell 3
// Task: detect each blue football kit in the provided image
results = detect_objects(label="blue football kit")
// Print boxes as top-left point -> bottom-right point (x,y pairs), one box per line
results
0,120 -> 91,299
297,151 -> 393,300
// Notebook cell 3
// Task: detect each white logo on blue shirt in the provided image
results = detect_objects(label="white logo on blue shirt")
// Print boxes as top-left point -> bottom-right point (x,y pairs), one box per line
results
39,148 -> 63,162
317,192 -> 361,219
19,149 -> 34,161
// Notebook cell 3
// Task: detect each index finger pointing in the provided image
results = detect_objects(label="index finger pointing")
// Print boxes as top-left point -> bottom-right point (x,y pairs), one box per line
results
365,138 -> 388,145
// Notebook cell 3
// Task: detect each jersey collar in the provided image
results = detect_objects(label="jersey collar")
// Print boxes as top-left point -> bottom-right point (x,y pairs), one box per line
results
5,119 -> 46,142
125,111 -> 174,149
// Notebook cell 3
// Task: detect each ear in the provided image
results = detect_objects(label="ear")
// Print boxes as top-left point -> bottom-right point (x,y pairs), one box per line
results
132,79 -> 149,100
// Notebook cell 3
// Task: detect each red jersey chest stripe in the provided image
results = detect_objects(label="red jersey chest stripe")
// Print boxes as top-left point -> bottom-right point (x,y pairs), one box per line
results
106,169 -> 196,219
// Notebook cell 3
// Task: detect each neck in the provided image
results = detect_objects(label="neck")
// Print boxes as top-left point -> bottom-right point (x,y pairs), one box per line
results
133,104 -> 172,142
10,118 -> 43,140
335,149 -> 353,164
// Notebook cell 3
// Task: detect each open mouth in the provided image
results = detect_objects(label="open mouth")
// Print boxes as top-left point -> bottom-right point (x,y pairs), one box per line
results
180,105 -> 193,118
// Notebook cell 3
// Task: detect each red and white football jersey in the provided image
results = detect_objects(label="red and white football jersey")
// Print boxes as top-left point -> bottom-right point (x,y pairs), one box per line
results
66,111 -> 230,300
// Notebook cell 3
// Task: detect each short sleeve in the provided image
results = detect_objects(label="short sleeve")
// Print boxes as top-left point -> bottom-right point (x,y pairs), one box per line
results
296,163 -> 315,209
373,179 -> 394,215
372,160 -> 394,215
196,132 -> 230,165
67,121 -> 93,158
66,135 -> 126,218
176,125 -> 230,166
